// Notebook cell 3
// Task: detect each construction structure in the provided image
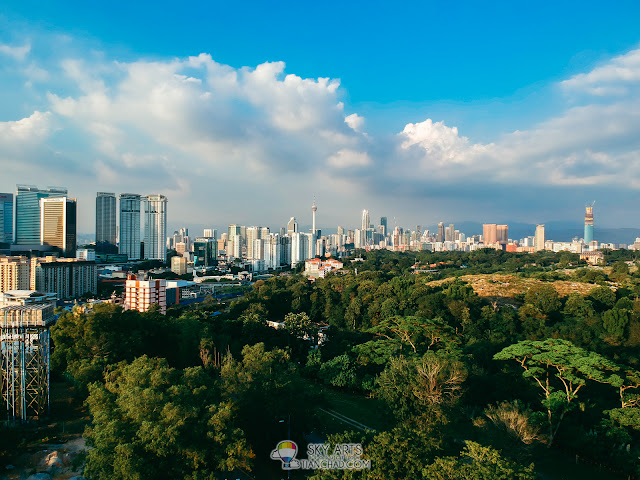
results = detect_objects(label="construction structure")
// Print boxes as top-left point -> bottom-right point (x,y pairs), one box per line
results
0,290 -> 56,423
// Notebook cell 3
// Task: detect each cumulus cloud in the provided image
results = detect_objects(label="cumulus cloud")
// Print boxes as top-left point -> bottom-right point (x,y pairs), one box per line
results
0,111 -> 52,143
394,48 -> 640,191
2,31 -> 640,230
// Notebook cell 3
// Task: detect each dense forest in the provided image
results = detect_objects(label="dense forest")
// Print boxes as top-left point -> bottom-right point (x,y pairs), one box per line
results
5,248 -> 640,479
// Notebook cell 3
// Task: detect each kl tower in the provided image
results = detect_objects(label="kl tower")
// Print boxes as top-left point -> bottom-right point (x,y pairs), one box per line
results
311,199 -> 317,237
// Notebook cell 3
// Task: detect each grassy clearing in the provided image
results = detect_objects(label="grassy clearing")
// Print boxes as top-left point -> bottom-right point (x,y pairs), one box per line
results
429,274 -> 601,298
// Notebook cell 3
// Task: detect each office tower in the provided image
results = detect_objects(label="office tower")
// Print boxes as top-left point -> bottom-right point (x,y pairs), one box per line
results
0,193 -> 12,244
40,197 -> 77,258
119,194 -> 141,260
96,192 -> 117,253
534,225 -> 545,252
445,224 -> 455,242
483,224 -> 497,244
143,195 -> 168,262
287,217 -> 298,235
15,185 -> 67,245
437,222 -> 444,243
497,225 -> 509,245
380,217 -> 387,236
312,200 -> 317,236
361,210 -> 370,245
584,204 -> 594,244
194,238 -> 217,268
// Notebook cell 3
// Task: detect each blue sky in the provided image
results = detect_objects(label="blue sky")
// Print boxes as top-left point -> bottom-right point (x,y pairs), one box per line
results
1,1 -> 640,235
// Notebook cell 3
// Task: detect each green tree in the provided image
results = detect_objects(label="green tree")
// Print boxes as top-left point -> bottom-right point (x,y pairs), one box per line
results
84,356 -> 252,479
377,351 -> 467,419
494,339 -> 622,446
422,441 -> 536,480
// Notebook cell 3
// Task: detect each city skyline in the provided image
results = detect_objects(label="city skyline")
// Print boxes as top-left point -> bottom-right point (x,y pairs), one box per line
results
1,4 -> 640,232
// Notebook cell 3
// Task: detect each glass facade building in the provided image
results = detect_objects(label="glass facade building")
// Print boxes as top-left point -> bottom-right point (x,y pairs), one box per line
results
96,192 -> 117,253
119,194 -> 141,260
0,193 -> 13,244
143,194 -> 167,262
15,185 -> 67,245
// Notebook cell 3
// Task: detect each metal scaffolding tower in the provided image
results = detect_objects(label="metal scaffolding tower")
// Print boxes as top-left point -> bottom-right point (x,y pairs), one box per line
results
1,305 -> 53,424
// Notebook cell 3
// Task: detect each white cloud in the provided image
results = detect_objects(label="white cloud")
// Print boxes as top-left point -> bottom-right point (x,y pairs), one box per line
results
561,48 -> 640,96
0,42 -> 30,61
0,111 -> 52,143
328,149 -> 371,169
345,113 -> 364,132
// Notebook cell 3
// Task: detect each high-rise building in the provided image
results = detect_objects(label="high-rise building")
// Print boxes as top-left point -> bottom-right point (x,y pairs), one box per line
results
194,238 -> 217,268
15,185 -> 67,245
445,224 -> 455,242
483,224 -> 497,245
0,193 -> 13,244
287,217 -> 298,235
40,197 -> 77,258
203,228 -> 217,240
361,210 -> 370,245
534,225 -> 545,252
437,222 -> 444,243
30,256 -> 97,300
143,195 -> 168,262
246,226 -> 260,259
584,204 -> 594,244
96,192 -> 117,253
380,217 -> 387,236
119,194 -> 141,260
497,225 -> 509,245
0,256 -> 30,292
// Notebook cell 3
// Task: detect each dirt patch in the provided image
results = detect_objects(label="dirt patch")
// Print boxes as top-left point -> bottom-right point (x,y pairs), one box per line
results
428,274 -> 604,298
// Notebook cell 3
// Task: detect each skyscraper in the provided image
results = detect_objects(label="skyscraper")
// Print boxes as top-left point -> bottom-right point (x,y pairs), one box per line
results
287,217 -> 298,235
96,192 -> 117,253
119,193 -> 141,260
584,204 -> 594,244
361,210 -> 370,246
437,222 -> 444,243
483,224 -> 497,244
0,193 -> 13,244
15,185 -> 67,245
40,197 -> 77,257
497,225 -> 509,245
534,225 -> 545,252
143,194 -> 168,262
380,217 -> 387,236
445,224 -> 455,242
